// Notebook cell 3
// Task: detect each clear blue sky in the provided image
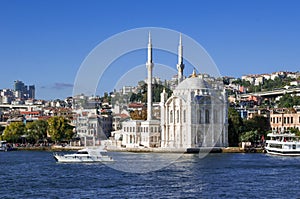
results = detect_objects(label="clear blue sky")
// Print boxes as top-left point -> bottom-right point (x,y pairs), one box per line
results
0,0 -> 299,99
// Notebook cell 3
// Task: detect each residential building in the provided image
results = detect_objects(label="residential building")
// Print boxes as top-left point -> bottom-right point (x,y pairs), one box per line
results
270,108 -> 300,132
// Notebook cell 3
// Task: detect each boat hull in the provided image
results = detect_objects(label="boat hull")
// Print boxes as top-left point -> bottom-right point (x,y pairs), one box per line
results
265,148 -> 300,156
54,155 -> 114,163
53,147 -> 114,163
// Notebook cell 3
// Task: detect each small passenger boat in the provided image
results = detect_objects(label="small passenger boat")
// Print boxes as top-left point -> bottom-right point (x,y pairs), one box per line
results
53,147 -> 114,163
265,132 -> 300,156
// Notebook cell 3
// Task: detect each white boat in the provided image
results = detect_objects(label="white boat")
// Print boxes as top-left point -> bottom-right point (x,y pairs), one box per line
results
265,132 -> 300,156
53,147 -> 114,163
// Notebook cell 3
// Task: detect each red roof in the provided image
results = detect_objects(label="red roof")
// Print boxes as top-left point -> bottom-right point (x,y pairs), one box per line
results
20,111 -> 40,115
128,103 -> 145,108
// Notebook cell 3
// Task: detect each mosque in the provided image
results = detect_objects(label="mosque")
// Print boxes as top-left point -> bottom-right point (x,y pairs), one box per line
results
112,33 -> 228,150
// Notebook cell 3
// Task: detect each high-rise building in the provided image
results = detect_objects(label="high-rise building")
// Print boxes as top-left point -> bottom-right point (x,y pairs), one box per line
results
14,80 -> 26,92
13,80 -> 35,99
28,85 -> 35,99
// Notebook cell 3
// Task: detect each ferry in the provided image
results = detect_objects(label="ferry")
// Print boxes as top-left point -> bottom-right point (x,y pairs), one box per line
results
53,147 -> 114,163
265,132 -> 300,156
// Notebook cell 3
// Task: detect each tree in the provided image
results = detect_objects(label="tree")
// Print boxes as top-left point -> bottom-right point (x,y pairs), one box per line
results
290,127 -> 300,136
47,116 -> 74,143
240,130 -> 258,143
3,122 -> 25,143
278,94 -> 300,108
129,109 -> 147,120
26,120 -> 48,144
228,107 -> 243,146
243,115 -> 270,142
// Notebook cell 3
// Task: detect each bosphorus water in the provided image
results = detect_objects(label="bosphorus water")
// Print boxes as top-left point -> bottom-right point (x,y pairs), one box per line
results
1,151 -> 300,198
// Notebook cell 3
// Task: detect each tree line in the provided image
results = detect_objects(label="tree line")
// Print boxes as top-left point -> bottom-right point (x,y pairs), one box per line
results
0,116 -> 75,144
228,107 -> 300,146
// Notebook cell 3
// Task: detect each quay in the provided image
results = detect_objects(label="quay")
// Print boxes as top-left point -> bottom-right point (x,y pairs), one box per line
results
10,145 -> 265,153
106,146 -> 264,154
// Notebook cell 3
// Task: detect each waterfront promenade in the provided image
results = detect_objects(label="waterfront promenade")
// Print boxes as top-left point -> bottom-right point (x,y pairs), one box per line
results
10,144 -> 264,153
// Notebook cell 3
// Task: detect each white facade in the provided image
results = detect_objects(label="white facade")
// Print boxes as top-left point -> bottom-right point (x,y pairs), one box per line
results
160,75 -> 228,149
112,33 -> 228,150
73,109 -> 112,146
121,120 -> 160,148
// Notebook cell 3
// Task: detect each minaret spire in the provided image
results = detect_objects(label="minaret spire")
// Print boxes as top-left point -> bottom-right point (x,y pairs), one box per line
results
146,32 -> 154,121
177,33 -> 185,84
147,31 -> 152,64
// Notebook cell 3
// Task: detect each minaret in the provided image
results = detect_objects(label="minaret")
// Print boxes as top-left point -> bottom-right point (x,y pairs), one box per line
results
146,32 -> 154,121
177,33 -> 185,84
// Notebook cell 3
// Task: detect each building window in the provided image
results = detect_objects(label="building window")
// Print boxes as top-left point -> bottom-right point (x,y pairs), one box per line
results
284,117 -> 286,124
214,109 -> 218,123
205,110 -> 210,124
170,110 -> 173,123
177,110 -> 179,123
198,110 -> 202,124
183,110 -> 186,123
291,117 -> 293,124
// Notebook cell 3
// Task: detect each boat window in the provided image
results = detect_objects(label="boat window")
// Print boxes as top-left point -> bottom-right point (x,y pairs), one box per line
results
269,144 -> 282,149
76,151 -> 89,154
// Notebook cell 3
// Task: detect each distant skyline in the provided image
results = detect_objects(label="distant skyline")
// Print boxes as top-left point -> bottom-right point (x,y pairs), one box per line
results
0,0 -> 300,99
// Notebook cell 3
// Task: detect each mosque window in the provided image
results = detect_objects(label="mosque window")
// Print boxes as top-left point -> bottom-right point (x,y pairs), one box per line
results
198,110 -> 201,124
205,110 -> 210,124
214,109 -> 218,123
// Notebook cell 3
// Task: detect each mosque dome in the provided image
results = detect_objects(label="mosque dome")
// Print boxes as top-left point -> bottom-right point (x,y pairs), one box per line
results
175,76 -> 211,91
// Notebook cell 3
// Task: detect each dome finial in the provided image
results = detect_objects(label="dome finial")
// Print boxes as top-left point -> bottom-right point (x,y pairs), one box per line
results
191,68 -> 197,78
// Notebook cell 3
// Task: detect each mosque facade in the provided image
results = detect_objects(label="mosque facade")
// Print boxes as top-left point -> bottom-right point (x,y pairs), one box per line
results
113,33 -> 228,150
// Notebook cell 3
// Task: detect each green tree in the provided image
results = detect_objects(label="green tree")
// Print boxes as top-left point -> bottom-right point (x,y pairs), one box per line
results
290,127 -> 300,136
240,130 -> 258,143
3,122 -> 26,143
243,115 -> 270,142
47,116 -> 74,143
228,107 -> 243,146
278,94 -> 300,108
26,120 -> 48,144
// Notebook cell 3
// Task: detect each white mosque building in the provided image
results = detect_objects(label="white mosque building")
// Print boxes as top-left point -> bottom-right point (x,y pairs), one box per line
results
111,33 -> 228,150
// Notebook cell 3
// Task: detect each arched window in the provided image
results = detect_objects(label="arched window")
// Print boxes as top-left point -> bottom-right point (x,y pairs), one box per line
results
170,110 -> 173,123
205,109 -> 210,124
198,110 -> 201,124
177,110 -> 179,123
183,110 -> 186,123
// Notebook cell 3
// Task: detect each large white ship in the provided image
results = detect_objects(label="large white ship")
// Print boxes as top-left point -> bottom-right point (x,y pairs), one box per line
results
265,132 -> 300,156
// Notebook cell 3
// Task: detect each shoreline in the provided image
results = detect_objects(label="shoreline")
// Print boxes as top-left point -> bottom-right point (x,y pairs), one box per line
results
11,146 -> 265,153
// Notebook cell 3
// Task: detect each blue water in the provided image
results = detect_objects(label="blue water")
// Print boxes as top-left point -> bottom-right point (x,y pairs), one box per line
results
1,151 -> 300,198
